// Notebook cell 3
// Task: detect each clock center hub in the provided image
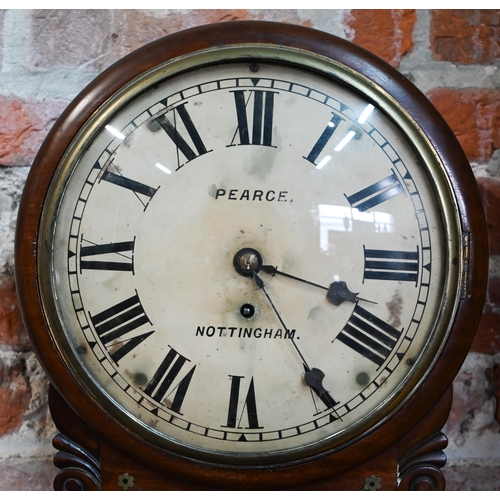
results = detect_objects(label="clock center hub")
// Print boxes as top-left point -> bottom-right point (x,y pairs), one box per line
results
233,248 -> 263,277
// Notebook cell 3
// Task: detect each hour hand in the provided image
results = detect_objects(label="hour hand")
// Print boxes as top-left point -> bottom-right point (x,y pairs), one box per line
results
327,281 -> 359,306
261,265 -> 328,292
261,265 -> 375,306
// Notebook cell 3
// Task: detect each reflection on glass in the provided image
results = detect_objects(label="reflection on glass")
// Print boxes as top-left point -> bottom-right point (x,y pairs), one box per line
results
334,131 -> 356,152
105,125 -> 125,141
317,204 -> 394,251
155,162 -> 172,175
314,104 -> 374,168
357,104 -> 374,124
316,155 -> 332,170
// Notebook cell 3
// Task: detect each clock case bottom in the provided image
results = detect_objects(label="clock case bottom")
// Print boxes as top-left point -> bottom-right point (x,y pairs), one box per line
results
49,383 -> 451,491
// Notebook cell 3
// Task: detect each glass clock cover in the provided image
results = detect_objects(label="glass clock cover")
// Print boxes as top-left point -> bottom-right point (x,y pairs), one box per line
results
37,47 -> 460,465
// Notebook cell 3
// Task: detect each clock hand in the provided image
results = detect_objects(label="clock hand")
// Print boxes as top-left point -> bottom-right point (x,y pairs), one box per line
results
260,265 -> 376,306
327,281 -> 375,307
252,271 -> 338,410
261,265 -> 328,291
252,271 -> 309,369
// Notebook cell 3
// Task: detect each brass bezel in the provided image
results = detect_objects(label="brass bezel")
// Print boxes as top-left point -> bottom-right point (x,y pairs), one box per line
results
38,44 -> 462,467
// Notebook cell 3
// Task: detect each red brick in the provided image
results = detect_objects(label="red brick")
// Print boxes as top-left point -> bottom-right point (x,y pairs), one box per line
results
427,88 -> 500,163
30,10 -> 113,70
0,361 -> 30,437
477,177 -> 500,256
430,10 -> 500,64
0,11 -> 5,67
0,277 -> 30,351
471,275 -> 500,356
445,367 -> 490,434
444,465 -> 500,491
30,10 -> 307,72
0,97 -> 68,167
346,10 -> 416,68
0,458 -> 57,491
485,364 -> 500,424
469,177 -> 500,355
109,10 -> 254,64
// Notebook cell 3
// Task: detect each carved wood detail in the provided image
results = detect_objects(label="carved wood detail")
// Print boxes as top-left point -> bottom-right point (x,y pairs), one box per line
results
53,433 -> 101,490
49,385 -> 102,490
397,432 -> 448,490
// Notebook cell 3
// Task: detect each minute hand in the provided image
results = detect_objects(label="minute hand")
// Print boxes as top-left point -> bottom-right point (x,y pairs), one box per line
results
252,271 -> 310,369
252,271 -> 338,410
260,265 -> 376,306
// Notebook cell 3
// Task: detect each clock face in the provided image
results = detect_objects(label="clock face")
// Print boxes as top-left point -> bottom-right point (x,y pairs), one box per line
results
40,50 -> 459,465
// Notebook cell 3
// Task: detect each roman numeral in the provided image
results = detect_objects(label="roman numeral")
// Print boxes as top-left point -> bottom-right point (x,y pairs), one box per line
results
223,375 -> 262,429
89,292 -> 154,364
345,170 -> 404,212
229,89 -> 277,147
101,167 -> 158,210
363,247 -> 419,283
79,238 -> 135,272
303,113 -> 343,165
336,305 -> 403,367
156,102 -> 208,169
143,347 -> 196,414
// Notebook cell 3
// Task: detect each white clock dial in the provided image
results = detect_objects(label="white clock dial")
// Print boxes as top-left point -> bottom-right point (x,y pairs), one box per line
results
43,54 -> 458,464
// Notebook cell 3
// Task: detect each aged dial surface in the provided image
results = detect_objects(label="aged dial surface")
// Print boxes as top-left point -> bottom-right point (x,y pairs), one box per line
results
43,56 -> 457,464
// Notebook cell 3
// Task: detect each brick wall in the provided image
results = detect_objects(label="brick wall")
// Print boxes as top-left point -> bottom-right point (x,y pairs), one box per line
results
0,9 -> 499,490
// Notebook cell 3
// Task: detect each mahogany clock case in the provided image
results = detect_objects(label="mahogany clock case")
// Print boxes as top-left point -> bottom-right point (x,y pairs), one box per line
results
15,21 -> 488,489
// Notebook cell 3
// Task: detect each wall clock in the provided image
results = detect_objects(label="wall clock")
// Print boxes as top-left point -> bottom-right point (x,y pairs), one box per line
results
15,21 -> 487,490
